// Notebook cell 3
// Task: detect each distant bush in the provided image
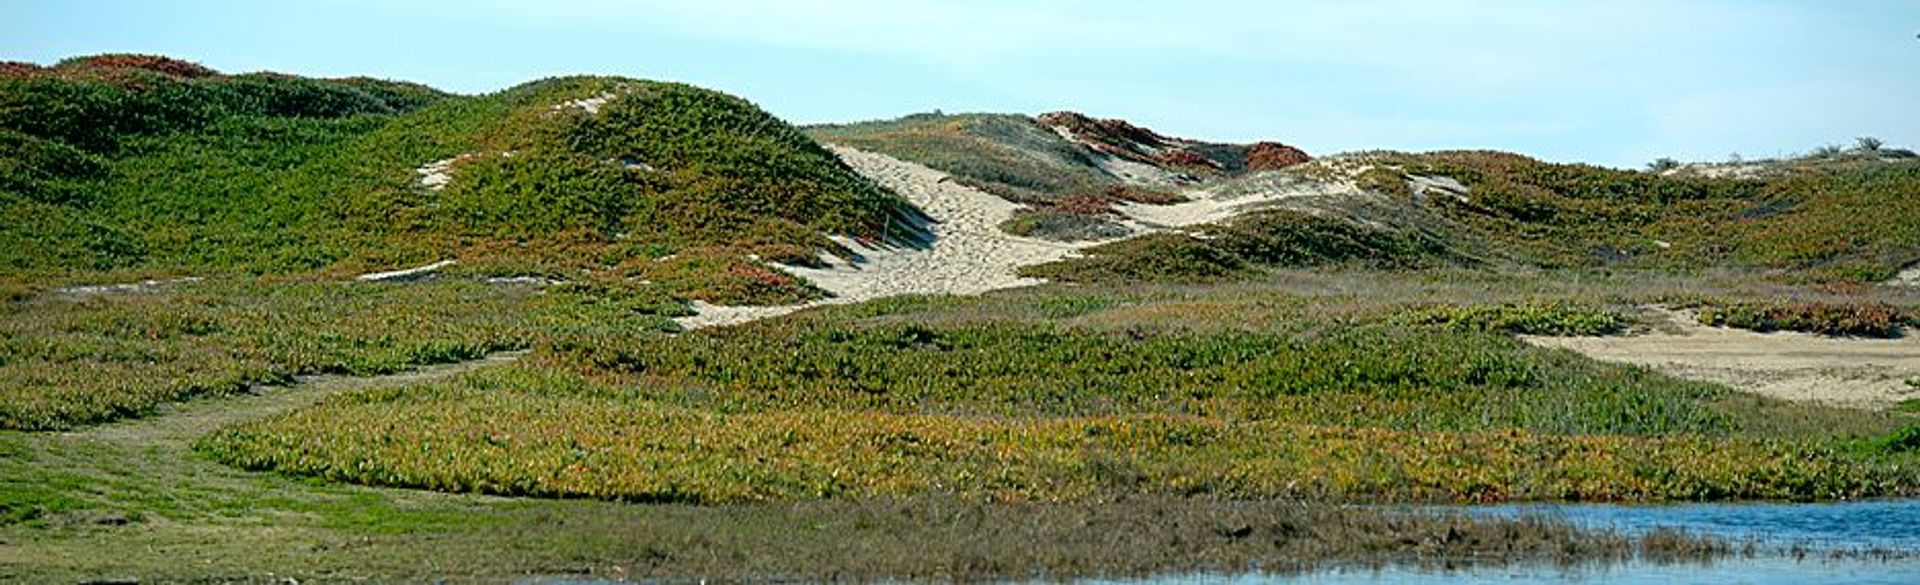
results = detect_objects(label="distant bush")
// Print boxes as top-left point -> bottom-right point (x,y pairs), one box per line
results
1025,210 -> 1467,283
1875,423 -> 1920,454
1362,151 -> 1920,281
1390,302 -> 1629,337
1022,233 -> 1250,283
1000,211 -> 1131,242
1697,300 -> 1908,338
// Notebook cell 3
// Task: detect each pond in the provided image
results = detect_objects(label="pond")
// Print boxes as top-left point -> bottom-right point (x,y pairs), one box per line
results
1132,499 -> 1920,584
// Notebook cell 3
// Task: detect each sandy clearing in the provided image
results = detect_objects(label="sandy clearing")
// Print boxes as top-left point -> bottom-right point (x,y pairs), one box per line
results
672,146 -> 1092,330
357,259 -> 457,282
1895,265 -> 1920,287
1526,308 -> 1920,409
415,151 -> 517,191
557,92 -> 618,114
1406,174 -> 1470,203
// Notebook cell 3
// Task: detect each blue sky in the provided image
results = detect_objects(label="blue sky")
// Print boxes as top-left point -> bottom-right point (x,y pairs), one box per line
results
5,0 -> 1916,167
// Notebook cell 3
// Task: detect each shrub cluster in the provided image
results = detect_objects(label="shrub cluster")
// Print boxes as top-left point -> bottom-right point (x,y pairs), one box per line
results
1389,302 -> 1629,336
1696,300 -> 1909,337
1024,210 -> 1466,283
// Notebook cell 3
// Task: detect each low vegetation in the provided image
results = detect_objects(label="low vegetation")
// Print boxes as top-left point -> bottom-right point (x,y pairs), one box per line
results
1370,151 -> 1920,282
202,288 -> 1918,506
7,54 -> 1920,582
1,55 -> 913,292
1025,209 -> 1468,283
808,112 -> 1112,204
1695,300 -> 1911,338
0,278 -> 674,430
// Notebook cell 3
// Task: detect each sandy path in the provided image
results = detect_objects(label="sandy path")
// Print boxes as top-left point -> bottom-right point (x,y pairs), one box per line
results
1526,309 -> 1920,409
75,352 -> 528,447
673,146 -> 1089,329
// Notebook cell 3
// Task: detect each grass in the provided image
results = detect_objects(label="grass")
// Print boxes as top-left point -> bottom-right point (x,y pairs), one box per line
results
1695,299 -> 1911,338
2,56 -> 913,294
0,278 -> 675,430
1025,209 -> 1469,283
4,270 -> 1915,581
1362,151 -> 1920,282
1018,150 -> 1920,285
807,112 -> 1113,204
197,280 -> 1919,506
0,423 -> 1715,583
7,56 -> 1920,581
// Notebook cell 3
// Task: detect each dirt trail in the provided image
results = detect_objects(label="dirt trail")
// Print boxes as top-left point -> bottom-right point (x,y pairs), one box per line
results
74,352 -> 527,447
1526,309 -> 1920,409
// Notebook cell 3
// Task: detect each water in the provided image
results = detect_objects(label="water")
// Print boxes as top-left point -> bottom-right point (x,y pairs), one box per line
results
1137,557 -> 1920,584
1425,499 -> 1920,551
1135,499 -> 1920,584
530,501 -> 1920,584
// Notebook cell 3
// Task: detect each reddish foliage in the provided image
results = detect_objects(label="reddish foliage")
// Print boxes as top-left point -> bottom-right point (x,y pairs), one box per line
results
0,61 -> 43,78
56,54 -> 221,79
727,263 -> 798,289
1051,192 -> 1117,216
1103,185 -> 1184,205
1247,142 -> 1313,171
1157,149 -> 1219,171
1038,111 -> 1179,160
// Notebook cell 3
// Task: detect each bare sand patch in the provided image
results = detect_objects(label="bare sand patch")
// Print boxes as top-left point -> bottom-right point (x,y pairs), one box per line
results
1527,309 -> 1920,409
1894,265 -> 1920,287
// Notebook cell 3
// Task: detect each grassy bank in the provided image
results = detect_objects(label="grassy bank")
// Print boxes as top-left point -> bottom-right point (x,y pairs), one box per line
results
198,278 -> 1920,506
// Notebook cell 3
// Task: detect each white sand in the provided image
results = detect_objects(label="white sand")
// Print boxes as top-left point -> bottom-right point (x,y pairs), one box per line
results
415,157 -> 460,191
1894,265 -> 1920,287
357,260 -> 456,283
1406,174 -> 1470,203
414,151 -> 517,191
57,277 -> 203,295
1527,308 -> 1920,409
557,93 -> 617,115
673,146 -> 1091,330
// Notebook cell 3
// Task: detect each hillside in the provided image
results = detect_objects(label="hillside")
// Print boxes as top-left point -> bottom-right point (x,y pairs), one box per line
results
808,111 -> 1315,242
0,54 -> 917,304
814,109 -> 1919,285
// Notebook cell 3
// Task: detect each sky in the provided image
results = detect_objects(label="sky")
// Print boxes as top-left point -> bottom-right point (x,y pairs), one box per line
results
4,0 -> 1917,167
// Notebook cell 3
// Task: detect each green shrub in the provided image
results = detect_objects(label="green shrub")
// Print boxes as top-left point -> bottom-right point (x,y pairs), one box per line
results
1390,302 -> 1629,336
1,58 -> 912,284
1021,233 -> 1250,283
1696,300 -> 1908,337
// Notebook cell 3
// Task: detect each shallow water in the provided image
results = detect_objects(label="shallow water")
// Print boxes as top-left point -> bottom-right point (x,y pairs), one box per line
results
530,501 -> 1920,585
1134,557 -> 1920,585
1426,499 -> 1920,551
1142,499 -> 1920,584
